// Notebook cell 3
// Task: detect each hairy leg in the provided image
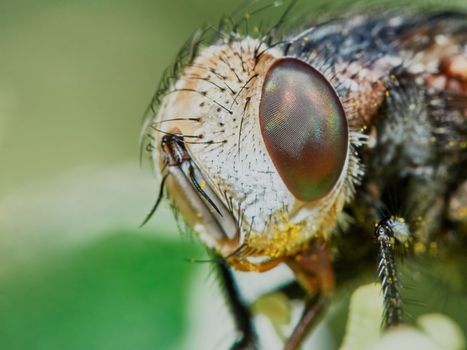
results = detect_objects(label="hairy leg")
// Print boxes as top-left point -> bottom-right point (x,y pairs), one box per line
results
374,216 -> 411,327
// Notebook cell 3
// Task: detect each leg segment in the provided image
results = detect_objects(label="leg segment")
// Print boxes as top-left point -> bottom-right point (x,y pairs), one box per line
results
283,293 -> 326,350
216,260 -> 257,350
374,217 -> 410,327
283,241 -> 334,349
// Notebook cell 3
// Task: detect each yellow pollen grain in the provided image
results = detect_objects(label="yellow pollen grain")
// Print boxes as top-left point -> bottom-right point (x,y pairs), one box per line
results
199,179 -> 206,190
249,219 -> 304,258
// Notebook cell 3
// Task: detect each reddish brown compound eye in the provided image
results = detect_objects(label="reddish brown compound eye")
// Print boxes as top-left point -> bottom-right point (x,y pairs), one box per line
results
259,58 -> 348,201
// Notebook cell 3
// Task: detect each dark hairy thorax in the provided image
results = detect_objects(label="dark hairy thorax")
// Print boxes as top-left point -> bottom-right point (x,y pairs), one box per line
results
285,11 -> 467,269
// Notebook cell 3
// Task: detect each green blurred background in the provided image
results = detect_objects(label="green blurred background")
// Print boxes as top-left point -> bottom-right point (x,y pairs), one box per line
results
0,1 -> 239,349
0,1 -> 466,350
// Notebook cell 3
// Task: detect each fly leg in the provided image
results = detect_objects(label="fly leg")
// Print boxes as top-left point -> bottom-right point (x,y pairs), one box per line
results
216,260 -> 257,350
283,294 -> 326,350
374,216 -> 411,327
283,240 -> 334,350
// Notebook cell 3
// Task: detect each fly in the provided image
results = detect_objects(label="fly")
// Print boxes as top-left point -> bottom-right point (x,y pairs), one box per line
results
141,2 -> 467,349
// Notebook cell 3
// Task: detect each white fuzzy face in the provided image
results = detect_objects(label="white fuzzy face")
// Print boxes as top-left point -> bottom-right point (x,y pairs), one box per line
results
150,38 -> 362,259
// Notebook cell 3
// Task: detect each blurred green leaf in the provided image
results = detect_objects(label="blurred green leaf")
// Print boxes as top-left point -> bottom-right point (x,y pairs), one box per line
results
0,233 -> 202,350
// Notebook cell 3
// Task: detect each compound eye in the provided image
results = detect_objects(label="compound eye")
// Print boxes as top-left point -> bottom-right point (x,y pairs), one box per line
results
259,58 -> 348,201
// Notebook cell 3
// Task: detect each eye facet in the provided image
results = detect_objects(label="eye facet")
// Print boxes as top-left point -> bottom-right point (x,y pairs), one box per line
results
259,58 -> 348,201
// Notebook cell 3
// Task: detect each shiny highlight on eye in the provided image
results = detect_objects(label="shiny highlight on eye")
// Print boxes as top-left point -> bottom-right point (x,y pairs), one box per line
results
259,58 -> 348,201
